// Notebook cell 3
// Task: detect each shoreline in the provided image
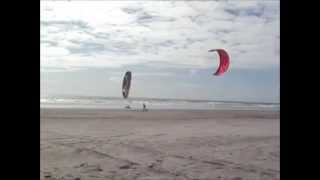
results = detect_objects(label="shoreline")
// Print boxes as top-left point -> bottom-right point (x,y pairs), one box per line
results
40,106 -> 280,112
41,107 -> 280,112
41,96 -> 279,105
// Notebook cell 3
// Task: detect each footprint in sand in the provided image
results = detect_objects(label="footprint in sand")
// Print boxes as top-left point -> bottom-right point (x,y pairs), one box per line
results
232,177 -> 243,180
74,162 -> 103,173
119,164 -> 132,169
43,171 -> 52,179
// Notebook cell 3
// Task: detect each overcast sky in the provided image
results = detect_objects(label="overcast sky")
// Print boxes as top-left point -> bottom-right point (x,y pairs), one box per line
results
40,0 -> 279,103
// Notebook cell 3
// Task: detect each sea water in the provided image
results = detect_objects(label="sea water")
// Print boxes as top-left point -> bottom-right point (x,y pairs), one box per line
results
40,95 -> 279,111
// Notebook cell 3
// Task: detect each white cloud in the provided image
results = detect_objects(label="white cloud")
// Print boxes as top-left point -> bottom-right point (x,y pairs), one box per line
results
41,0 -> 279,71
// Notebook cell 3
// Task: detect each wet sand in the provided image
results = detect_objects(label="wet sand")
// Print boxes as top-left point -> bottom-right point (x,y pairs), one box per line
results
41,108 -> 279,180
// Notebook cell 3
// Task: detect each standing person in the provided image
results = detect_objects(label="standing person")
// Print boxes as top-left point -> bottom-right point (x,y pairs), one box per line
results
142,103 -> 147,112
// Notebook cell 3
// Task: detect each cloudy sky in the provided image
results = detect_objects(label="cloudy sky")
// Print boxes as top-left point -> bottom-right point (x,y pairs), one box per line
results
40,0 -> 279,103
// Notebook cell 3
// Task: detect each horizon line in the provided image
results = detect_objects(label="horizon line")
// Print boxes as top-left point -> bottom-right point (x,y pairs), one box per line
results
41,94 -> 280,104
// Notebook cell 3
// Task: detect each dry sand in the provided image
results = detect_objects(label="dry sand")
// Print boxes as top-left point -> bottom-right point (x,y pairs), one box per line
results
41,109 -> 279,180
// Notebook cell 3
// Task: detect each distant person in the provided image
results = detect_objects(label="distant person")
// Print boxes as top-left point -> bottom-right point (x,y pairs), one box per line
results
142,103 -> 147,112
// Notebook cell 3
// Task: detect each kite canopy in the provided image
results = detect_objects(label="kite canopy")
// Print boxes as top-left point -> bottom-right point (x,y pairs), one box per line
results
122,71 -> 132,99
208,49 -> 230,76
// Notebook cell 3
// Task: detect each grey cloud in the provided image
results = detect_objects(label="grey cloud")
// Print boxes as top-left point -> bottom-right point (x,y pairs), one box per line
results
245,7 -> 265,17
41,20 -> 92,31
136,12 -> 175,24
42,19 -> 139,56
232,42 -> 241,47
122,8 -> 176,29
155,40 -> 175,47
224,5 -> 265,18
187,15 -> 202,23
185,38 -> 206,44
122,7 -> 143,14
132,38 -> 175,54
112,41 -> 138,54
67,40 -> 105,55
138,12 -> 153,22
41,40 -> 58,47
64,29 -> 141,55
84,31 -> 110,40
208,29 -> 233,44
224,8 -> 240,16
216,29 -> 232,34
187,14 -> 210,26
67,40 -> 137,56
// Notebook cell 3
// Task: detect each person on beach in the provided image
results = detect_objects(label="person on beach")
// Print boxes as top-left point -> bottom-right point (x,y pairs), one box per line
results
142,103 -> 147,112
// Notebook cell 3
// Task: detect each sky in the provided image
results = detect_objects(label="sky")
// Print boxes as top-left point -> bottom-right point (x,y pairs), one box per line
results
40,0 -> 280,103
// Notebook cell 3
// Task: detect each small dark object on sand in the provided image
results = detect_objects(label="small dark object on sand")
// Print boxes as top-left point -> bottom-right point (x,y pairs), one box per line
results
119,164 -> 131,169
148,163 -> 155,168
44,175 -> 51,178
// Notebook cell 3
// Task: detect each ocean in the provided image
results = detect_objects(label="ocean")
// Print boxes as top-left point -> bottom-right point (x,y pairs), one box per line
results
40,95 -> 279,111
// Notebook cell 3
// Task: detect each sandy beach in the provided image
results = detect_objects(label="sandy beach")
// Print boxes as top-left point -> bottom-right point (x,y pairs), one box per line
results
40,109 -> 279,180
